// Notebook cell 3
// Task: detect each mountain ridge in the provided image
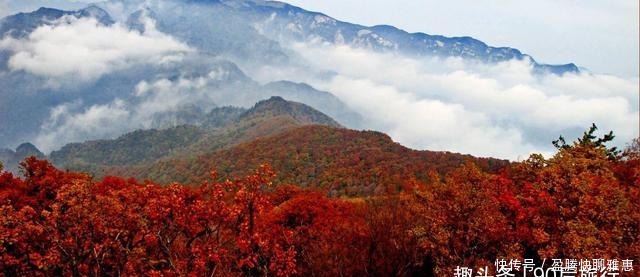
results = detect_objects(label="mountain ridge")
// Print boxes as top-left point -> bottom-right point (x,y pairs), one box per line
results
0,1 -> 577,74
47,96 -> 509,195
49,96 -> 343,171
0,0 -> 585,158
110,124 -> 509,195
0,6 -> 114,38
228,0 -> 579,74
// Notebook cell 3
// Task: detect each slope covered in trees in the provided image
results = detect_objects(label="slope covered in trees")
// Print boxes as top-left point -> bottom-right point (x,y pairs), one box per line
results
118,125 -> 508,196
50,97 -> 341,171
4,96 -> 504,194
50,125 -> 205,167
1,131 -> 638,276
50,96 -> 507,195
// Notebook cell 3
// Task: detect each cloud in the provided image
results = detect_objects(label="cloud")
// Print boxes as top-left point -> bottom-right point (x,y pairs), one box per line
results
251,43 -> 639,159
286,0 -> 639,77
34,67 -> 233,152
35,99 -> 132,152
0,15 -> 191,82
325,75 -> 534,159
28,33 -> 638,160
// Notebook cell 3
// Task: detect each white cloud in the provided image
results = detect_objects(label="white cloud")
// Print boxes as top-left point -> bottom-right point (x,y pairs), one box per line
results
251,43 -> 639,159
286,0 -> 639,77
35,99 -> 131,152
325,75 -> 534,159
34,68 -> 230,152
0,15 -> 191,82
31,41 -> 639,160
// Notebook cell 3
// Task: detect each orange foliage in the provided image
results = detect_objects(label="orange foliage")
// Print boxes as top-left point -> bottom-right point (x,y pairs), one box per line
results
1,137 -> 638,276
117,126 -> 508,196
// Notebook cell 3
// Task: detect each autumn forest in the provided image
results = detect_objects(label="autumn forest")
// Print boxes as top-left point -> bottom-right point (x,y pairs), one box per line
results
1,0 -> 638,275
1,125 -> 638,276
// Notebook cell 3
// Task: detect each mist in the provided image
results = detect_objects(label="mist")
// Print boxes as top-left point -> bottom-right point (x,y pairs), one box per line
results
2,0 -> 637,161
250,42 -> 639,159
0,15 -> 191,84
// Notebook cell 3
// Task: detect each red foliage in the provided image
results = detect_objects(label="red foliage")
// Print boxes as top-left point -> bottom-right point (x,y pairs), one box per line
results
1,140 -> 638,276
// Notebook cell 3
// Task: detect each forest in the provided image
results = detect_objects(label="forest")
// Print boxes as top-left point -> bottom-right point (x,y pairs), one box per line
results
1,128 -> 638,276
0,0 -> 637,276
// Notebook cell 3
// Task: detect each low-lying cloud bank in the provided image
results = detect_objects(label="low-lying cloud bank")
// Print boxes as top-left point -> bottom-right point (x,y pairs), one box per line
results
252,43 -> 639,159
33,68 -> 233,152
0,15 -> 191,83
20,17 -> 637,160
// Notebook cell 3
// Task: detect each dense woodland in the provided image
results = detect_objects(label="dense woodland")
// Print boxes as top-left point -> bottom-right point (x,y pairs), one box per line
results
1,125 -> 638,276
113,125 -> 508,196
0,1 -> 635,276
48,98 -> 508,196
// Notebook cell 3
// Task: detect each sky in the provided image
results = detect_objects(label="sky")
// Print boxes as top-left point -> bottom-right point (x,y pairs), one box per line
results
2,0 -> 638,77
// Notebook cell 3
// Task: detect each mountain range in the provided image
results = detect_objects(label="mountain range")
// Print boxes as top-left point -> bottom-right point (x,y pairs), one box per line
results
1,0 -> 580,170
0,2 -> 637,276
0,1 -> 580,146
50,96 -> 341,168
48,96 -> 508,196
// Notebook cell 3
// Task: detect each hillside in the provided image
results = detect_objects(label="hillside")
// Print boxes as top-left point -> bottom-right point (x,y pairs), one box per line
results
51,97 -> 343,172
50,96 -> 507,195
0,1 -> 636,276
50,125 -> 205,167
111,125 -> 508,195
0,1 -> 583,150
1,127 -> 638,276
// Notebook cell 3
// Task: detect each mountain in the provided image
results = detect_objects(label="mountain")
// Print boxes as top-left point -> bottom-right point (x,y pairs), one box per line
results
50,96 -> 341,171
49,96 -> 507,196
0,0 -> 580,152
239,96 -> 340,127
111,125 -> 508,196
170,96 -> 342,159
0,142 -> 45,173
2,1 -> 577,73
0,6 -> 114,38
50,96 -> 508,196
234,1 -> 579,74
105,0 -> 577,73
50,125 -> 205,167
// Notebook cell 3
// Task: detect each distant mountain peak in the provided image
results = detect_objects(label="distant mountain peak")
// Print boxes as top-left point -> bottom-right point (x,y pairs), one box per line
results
77,5 -> 114,24
16,142 -> 43,156
34,7 -> 63,14
0,142 -> 44,174
251,96 -> 302,110
265,81 -> 313,90
241,96 -> 342,127
1,5 -> 114,38
262,95 -> 287,102
242,1 -> 579,74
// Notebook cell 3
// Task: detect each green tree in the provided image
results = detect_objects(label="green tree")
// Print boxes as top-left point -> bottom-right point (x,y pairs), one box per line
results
553,123 -> 620,160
